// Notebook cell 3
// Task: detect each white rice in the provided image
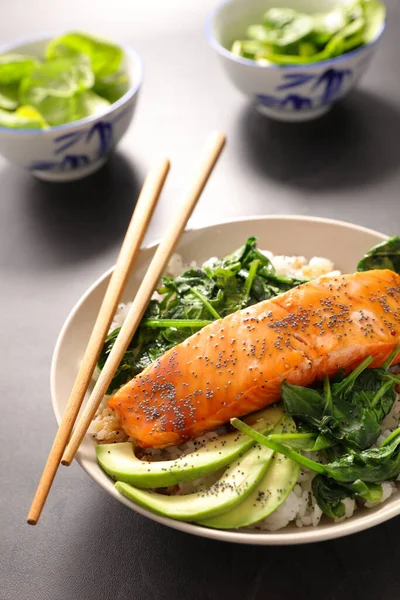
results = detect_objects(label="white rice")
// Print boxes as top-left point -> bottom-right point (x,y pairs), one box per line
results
90,249 -> 400,531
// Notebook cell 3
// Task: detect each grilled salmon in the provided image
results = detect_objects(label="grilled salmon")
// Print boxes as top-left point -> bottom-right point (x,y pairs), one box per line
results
108,269 -> 400,447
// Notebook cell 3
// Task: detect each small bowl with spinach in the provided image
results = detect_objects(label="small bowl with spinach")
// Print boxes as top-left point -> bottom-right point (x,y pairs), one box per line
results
206,0 -> 386,121
0,32 -> 142,181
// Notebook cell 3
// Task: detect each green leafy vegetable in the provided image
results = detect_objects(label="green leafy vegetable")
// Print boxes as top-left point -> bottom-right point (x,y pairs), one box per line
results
75,90 -> 111,119
99,237 -> 306,393
312,475 -> 382,518
0,54 -> 37,84
362,0 -> 387,43
93,71 -> 129,103
231,417 -> 400,517
320,428 -> 400,485
311,8 -> 347,45
256,349 -> 400,518
19,55 -> 94,126
0,84 -> 19,110
253,11 -> 314,48
263,7 -> 297,29
311,476 -> 350,518
46,32 -> 123,78
0,31 -> 128,129
230,0 -> 386,65
267,431 -> 332,451
281,351 -> 399,451
357,235 -> 400,273
0,106 -> 47,129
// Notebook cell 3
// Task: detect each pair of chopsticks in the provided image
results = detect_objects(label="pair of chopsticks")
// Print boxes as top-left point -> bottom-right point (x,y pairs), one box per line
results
27,131 -> 226,525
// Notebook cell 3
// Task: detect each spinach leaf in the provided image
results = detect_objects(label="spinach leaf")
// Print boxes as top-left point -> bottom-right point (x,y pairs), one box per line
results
0,54 -> 37,84
312,475 -> 382,518
231,0 -> 386,66
19,55 -> 94,126
99,237 -> 306,392
311,8 -> 347,46
312,476 -> 353,518
0,32 -> 128,129
75,90 -> 110,119
267,431 -> 332,451
362,0 -> 387,43
263,8 -> 298,30
233,417 -> 400,486
0,106 -> 47,129
231,40 -> 267,61
322,429 -> 400,483
324,16 -> 366,57
248,13 -> 313,50
46,32 -> 123,78
231,418 -> 400,517
357,235 -> 400,273
281,350 -> 399,451
0,83 -> 19,110
93,71 -> 129,103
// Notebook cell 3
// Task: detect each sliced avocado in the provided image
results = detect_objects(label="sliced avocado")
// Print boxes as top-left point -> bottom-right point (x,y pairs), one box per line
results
115,422 -> 280,522
97,405 -> 283,489
198,417 -> 299,529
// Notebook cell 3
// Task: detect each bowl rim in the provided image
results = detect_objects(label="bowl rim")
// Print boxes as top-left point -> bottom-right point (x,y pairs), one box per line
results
205,0 -> 386,71
0,31 -> 143,135
52,214 -> 400,546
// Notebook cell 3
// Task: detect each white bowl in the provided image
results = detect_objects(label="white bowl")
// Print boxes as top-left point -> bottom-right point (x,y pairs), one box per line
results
51,215 -> 400,545
206,0 -> 385,121
0,33 -> 142,182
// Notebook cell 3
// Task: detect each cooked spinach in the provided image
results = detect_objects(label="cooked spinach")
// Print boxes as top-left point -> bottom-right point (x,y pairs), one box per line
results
311,475 -> 382,518
99,237 -> 305,393
267,431 -> 332,451
322,428 -> 400,483
357,235 -> 400,273
234,347 -> 400,518
281,345 -> 400,450
231,417 -> 400,516
281,347 -> 400,451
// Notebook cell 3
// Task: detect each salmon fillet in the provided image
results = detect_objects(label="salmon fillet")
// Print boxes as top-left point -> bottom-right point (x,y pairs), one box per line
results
108,269 -> 400,448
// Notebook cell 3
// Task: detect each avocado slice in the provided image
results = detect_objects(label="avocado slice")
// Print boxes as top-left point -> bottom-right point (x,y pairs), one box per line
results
97,405 -> 283,489
198,417 -> 299,529
115,422 -> 280,522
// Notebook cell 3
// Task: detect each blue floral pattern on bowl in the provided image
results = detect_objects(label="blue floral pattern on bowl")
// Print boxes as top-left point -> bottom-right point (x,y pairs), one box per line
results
28,106 -> 132,173
256,67 -> 353,113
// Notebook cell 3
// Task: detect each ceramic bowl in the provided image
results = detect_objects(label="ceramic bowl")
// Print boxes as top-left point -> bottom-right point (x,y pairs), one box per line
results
0,33 -> 142,182
206,0 -> 385,121
51,215 -> 400,545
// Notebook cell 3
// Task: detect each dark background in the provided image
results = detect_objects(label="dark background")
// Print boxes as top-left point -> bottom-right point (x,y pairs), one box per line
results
2,1 -> 400,598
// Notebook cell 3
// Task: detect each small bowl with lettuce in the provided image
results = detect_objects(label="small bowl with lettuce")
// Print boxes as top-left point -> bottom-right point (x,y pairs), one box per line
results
0,32 -> 142,181
206,0 -> 386,121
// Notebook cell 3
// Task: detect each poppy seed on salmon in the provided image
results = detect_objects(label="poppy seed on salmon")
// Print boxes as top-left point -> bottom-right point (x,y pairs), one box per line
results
108,270 -> 400,448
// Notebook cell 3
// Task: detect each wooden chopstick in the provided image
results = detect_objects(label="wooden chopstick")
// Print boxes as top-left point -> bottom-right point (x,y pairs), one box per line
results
61,131 -> 226,467
27,158 -> 170,526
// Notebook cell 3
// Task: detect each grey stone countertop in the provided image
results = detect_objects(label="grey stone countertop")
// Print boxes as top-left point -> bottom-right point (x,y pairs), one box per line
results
2,1 -> 400,598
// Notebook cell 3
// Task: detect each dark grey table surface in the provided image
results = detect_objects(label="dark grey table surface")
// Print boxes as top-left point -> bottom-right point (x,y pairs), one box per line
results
2,1 -> 400,599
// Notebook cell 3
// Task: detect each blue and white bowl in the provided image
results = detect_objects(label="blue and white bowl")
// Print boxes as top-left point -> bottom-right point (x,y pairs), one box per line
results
206,0 -> 385,122
0,34 -> 143,182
